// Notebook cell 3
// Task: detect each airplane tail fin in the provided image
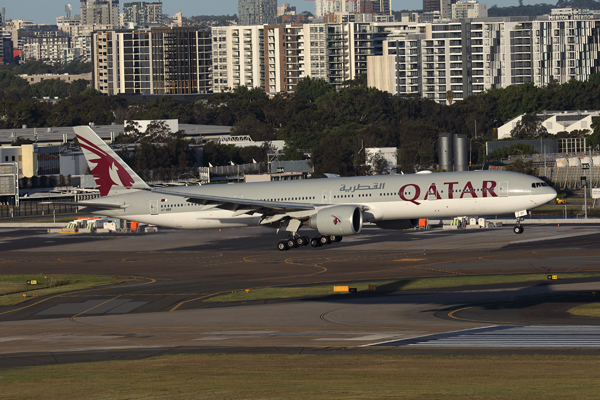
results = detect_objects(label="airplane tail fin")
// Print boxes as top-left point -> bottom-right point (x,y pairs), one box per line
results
74,126 -> 150,197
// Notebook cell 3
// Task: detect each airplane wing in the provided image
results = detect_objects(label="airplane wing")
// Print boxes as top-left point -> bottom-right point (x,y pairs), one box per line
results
151,187 -> 315,217
41,201 -> 129,209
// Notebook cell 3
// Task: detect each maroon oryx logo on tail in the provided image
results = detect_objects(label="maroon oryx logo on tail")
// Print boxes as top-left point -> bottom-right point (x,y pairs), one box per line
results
77,134 -> 135,196
332,215 -> 341,225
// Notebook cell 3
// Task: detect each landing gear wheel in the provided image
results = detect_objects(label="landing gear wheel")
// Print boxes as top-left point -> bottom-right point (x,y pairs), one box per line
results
295,236 -> 306,247
311,238 -> 321,247
334,236 -> 343,243
320,236 -> 332,245
329,235 -> 338,243
287,238 -> 298,248
301,236 -> 310,246
277,241 -> 289,251
513,226 -> 524,234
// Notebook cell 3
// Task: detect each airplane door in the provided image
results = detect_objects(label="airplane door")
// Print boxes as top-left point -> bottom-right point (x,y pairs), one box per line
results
150,200 -> 158,215
322,190 -> 331,204
498,181 -> 508,197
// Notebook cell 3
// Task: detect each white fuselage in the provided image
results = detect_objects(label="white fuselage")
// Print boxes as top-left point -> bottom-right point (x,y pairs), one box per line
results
88,171 -> 556,230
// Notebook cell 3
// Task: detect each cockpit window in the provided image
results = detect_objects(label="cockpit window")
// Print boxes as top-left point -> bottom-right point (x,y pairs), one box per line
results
532,182 -> 548,188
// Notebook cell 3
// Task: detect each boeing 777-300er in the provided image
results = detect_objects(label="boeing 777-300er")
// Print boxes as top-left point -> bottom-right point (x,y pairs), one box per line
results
67,126 -> 557,251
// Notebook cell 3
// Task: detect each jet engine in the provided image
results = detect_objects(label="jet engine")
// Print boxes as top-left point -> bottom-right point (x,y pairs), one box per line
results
374,219 -> 420,230
307,205 -> 363,236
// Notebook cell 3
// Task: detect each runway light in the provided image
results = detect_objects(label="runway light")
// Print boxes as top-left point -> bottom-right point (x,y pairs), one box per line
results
22,294 -> 26,297
245,289 -> 250,293
547,275 -> 558,280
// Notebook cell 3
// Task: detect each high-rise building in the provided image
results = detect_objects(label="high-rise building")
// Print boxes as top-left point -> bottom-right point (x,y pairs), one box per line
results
211,26 -> 264,92
372,0 -> 392,15
452,1 -> 487,19
122,1 -> 163,24
93,27 -> 211,95
239,0 -> 277,26
22,32 -> 73,65
152,27 -> 211,94
81,0 -> 120,26
423,0 -> 459,19
314,0 -> 347,17
368,9 -> 600,104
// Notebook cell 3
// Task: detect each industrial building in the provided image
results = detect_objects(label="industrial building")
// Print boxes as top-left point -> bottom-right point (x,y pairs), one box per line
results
497,110 -> 600,139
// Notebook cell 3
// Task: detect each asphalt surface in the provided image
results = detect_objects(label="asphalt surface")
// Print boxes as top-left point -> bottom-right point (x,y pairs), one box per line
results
1,223 -> 600,368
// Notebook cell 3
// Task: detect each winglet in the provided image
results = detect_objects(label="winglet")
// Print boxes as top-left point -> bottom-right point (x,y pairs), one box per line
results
74,126 -> 149,197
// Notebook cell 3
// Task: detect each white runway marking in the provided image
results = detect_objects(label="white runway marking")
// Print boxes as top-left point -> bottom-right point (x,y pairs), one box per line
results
365,326 -> 600,348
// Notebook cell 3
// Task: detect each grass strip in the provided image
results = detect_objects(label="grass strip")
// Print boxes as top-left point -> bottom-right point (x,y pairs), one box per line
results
206,273 -> 600,302
568,302 -> 600,318
2,354 -> 600,399
0,274 -> 132,306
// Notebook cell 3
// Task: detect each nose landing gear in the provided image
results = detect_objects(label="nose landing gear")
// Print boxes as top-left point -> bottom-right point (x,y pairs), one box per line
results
513,210 -> 526,234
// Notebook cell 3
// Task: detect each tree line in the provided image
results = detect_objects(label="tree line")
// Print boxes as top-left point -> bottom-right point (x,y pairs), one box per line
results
3,60 -> 600,176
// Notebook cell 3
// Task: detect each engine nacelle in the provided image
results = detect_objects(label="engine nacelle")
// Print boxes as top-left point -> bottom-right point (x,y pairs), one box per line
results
307,205 -> 363,236
375,219 -> 420,230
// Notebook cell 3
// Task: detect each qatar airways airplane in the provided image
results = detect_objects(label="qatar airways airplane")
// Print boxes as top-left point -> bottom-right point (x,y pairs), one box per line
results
70,126 -> 556,251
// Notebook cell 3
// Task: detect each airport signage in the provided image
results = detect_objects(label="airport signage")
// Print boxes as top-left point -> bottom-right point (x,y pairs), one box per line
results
592,188 -> 600,199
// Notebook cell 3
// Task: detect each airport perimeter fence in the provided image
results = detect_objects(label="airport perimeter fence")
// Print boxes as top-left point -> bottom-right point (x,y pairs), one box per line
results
0,201 -> 78,218
538,166 -> 600,189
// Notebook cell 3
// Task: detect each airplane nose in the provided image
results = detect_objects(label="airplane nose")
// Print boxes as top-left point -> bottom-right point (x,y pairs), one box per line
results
547,186 -> 557,202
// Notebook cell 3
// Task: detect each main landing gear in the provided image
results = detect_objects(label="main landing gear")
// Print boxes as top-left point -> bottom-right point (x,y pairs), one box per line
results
277,234 -> 310,251
277,234 -> 343,251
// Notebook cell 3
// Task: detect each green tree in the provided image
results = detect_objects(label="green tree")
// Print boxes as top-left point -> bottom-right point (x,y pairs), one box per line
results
510,113 -> 548,139
294,77 -> 334,102
588,116 -> 600,149
367,150 -> 391,175
505,159 -> 537,176
230,115 -> 276,141
11,137 -> 33,146
446,90 -> 454,105
487,143 -> 537,161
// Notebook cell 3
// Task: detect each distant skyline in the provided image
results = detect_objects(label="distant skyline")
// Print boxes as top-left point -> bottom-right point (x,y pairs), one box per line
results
9,0 -> 527,25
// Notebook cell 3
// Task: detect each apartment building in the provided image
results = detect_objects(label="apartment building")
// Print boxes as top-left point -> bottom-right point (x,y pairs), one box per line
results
152,27 -> 211,94
122,1 -> 163,24
265,24 -> 311,93
81,0 -> 120,26
452,1 -> 487,19
368,9 -> 600,104
211,26 -> 264,92
93,27 -> 211,95
90,7 -> 600,99
238,0 -> 277,26
21,33 -> 73,65
423,0 -> 459,19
